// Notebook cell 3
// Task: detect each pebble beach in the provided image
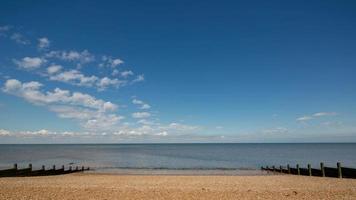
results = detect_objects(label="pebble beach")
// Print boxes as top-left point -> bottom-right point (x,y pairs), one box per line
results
1,174 -> 356,200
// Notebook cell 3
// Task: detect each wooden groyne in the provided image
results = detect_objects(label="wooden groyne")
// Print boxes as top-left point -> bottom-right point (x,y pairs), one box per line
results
0,163 -> 90,177
262,162 -> 356,179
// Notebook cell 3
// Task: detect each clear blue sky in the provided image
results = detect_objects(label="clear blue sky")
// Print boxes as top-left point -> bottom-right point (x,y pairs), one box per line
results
0,0 -> 356,143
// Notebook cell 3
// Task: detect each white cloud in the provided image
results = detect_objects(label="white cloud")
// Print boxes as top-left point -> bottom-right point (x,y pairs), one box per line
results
166,122 -> 199,132
49,69 -> 98,87
46,50 -> 95,64
38,37 -> 50,49
0,129 -> 82,138
131,74 -> 144,83
0,129 -> 11,136
47,64 -> 62,74
137,119 -> 155,125
14,57 -> 46,70
47,69 -> 126,90
132,112 -> 151,118
2,79 -> 118,111
112,70 -> 134,78
155,131 -> 168,136
296,116 -> 314,122
97,77 -> 125,91
121,70 -> 134,78
112,69 -> 119,76
132,98 -> 151,109
313,112 -> 337,117
297,112 -> 338,122
111,59 -> 123,67
10,33 -> 30,45
101,56 -> 124,68
114,122 -> 199,137
49,105 -> 123,131
2,79 -> 121,131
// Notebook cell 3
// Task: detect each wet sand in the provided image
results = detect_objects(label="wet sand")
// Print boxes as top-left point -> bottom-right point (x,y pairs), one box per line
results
0,173 -> 356,200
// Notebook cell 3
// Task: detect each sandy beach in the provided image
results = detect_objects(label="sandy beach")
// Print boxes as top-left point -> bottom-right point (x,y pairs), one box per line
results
0,173 -> 356,200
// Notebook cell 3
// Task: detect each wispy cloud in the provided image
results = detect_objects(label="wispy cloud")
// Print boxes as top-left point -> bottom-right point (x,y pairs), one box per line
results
262,127 -> 288,135
38,37 -> 50,49
296,116 -> 314,122
0,25 -> 11,36
45,50 -> 95,66
296,112 -> 338,122
99,56 -> 124,68
132,98 -> 151,109
10,33 -> 30,45
132,112 -> 151,118
47,68 -> 126,91
313,112 -> 337,117
131,74 -> 144,84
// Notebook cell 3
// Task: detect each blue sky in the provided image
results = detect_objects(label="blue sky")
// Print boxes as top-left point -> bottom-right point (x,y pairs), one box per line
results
0,0 -> 356,143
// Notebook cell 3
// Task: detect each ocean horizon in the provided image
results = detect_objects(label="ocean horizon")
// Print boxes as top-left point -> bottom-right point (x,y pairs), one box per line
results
1,143 -> 355,174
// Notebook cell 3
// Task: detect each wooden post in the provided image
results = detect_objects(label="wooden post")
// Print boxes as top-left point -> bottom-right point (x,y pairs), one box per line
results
287,164 -> 291,174
337,162 -> 342,178
320,162 -> 325,177
296,164 -> 300,175
69,166 -> 72,171
42,165 -> 45,171
53,165 -> 56,170
272,165 -> 275,172
82,166 -> 84,171
308,164 -> 312,176
62,165 -> 65,170
29,163 -> 32,171
280,165 -> 283,173
76,166 -> 78,171
14,163 -> 18,170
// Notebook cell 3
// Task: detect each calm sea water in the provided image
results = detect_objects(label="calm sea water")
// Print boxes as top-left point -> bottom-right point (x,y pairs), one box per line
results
0,143 -> 355,174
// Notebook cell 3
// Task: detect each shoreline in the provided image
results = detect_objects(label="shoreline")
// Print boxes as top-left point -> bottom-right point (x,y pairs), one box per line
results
1,173 -> 356,199
86,168 -> 270,176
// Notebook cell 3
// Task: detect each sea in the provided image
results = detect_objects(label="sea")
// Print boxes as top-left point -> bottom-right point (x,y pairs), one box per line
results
0,143 -> 355,175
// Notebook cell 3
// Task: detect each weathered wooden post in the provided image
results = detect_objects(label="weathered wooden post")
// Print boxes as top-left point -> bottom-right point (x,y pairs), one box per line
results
13,163 -> 18,170
29,163 -> 33,171
337,162 -> 342,178
82,166 -> 84,171
272,165 -> 275,172
62,165 -> 65,171
76,166 -> 78,171
296,164 -> 300,175
320,162 -> 325,177
42,165 -> 45,171
280,165 -> 283,173
69,166 -> 72,171
53,165 -> 56,170
287,164 -> 291,174
308,164 -> 312,176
